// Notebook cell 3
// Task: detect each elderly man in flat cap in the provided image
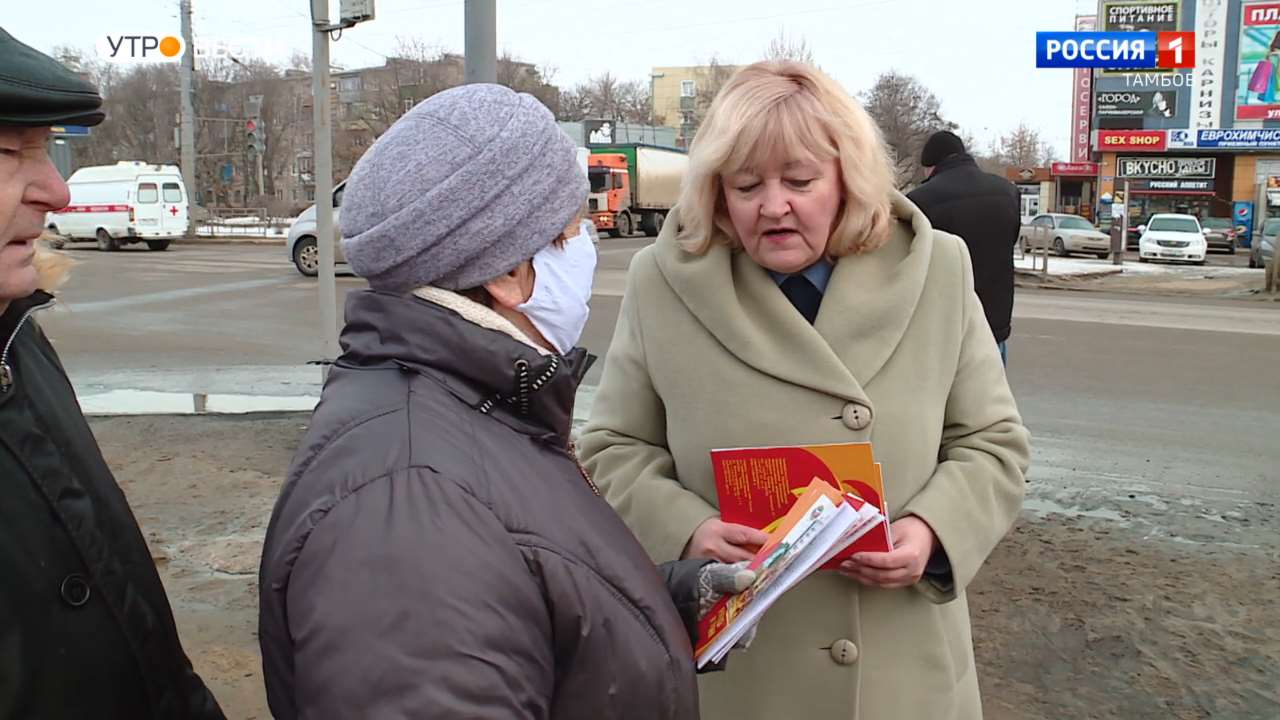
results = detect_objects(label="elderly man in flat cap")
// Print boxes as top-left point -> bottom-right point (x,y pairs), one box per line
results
0,28 -> 225,720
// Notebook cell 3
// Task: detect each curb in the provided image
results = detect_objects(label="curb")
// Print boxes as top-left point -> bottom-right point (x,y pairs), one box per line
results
1014,268 -> 1125,282
183,236 -> 287,246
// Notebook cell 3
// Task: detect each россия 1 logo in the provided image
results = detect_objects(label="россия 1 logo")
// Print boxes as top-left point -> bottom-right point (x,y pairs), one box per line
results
1036,31 -> 1195,69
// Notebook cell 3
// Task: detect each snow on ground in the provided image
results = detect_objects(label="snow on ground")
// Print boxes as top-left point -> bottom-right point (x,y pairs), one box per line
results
1015,252 -> 1261,278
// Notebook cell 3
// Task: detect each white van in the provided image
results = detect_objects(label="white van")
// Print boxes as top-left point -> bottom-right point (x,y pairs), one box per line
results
47,161 -> 188,251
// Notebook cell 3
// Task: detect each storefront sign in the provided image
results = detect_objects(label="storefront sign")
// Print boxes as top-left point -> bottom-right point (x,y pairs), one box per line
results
1101,1 -> 1181,75
1102,1 -> 1179,32
1193,0 -> 1229,130
1197,128 -> 1280,148
1051,162 -> 1101,176
1167,129 -> 1197,148
1235,1 -> 1280,120
1006,167 -> 1052,183
1118,156 -> 1216,178
1095,90 -> 1178,117
1071,15 -> 1097,162
1097,130 -> 1168,151
1132,178 -> 1216,191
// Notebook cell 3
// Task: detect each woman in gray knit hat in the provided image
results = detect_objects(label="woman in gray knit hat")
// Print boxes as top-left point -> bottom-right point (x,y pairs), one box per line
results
258,83 -> 752,719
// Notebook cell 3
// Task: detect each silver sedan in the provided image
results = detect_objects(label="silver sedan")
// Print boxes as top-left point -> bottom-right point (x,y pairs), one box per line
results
1020,213 -> 1112,259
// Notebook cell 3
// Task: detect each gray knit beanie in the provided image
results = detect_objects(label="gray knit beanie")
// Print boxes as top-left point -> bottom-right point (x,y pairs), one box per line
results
339,83 -> 588,292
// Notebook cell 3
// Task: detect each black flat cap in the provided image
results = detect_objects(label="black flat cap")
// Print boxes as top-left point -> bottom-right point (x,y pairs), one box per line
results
920,130 -> 966,167
0,26 -> 104,127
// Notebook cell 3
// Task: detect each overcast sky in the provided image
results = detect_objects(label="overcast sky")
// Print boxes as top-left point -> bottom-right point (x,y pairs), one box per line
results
6,0 -> 1101,156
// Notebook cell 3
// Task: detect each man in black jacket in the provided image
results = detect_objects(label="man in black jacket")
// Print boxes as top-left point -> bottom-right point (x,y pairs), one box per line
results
907,131 -> 1020,365
0,28 -> 224,719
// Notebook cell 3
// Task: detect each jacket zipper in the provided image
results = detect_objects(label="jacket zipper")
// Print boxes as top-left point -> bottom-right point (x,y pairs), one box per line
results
1,298 -> 55,394
564,441 -> 601,496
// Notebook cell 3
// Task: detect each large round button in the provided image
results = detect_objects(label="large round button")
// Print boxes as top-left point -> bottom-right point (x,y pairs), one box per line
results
59,574 -> 91,607
841,402 -> 873,431
830,638 -> 859,665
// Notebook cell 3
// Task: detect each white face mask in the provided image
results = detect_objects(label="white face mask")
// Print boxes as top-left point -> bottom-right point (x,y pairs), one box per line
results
517,221 -> 598,354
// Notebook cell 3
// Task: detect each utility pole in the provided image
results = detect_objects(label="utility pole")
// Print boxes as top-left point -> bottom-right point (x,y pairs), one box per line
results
179,0 -> 197,237
464,0 -> 496,84
1118,178 -> 1130,266
311,0 -> 340,371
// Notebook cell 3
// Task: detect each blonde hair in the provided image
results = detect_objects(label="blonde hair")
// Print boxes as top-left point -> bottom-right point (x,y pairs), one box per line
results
676,60 -> 895,257
34,233 -> 73,291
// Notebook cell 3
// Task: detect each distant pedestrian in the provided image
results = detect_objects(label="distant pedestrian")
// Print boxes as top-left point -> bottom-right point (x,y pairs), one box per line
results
908,130 -> 1021,365
0,27 -> 225,720
258,83 -> 753,720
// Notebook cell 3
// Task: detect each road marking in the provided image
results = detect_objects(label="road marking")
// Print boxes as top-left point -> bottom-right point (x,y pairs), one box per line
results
68,277 -> 290,313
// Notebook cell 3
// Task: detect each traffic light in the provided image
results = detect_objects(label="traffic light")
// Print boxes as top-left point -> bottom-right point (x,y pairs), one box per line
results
246,118 -> 264,154
245,94 -> 265,155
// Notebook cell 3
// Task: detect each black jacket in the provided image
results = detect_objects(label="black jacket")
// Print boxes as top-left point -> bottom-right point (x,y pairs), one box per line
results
0,291 -> 224,720
907,154 -> 1020,342
259,289 -> 704,720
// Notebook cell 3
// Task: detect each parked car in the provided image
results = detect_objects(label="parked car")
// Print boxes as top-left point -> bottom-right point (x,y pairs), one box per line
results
1199,216 -> 1236,254
286,181 -> 346,277
1137,213 -> 1207,265
1020,213 -> 1111,259
1250,218 -> 1278,269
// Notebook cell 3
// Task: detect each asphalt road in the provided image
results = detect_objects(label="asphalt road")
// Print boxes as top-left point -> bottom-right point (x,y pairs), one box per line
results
37,241 -> 1280,504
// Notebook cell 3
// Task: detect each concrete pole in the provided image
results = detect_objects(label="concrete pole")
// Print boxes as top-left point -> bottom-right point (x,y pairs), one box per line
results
1256,179 -> 1267,251
256,152 -> 265,201
1118,178 -> 1131,266
179,0 -> 197,237
1269,247 -> 1279,293
464,0 -> 497,84
312,0 -> 341,372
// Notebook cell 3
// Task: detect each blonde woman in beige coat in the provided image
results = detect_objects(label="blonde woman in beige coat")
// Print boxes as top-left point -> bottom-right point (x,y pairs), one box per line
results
578,60 -> 1031,720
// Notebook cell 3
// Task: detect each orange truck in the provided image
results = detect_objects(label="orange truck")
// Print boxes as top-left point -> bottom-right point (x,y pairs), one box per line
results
587,144 -> 687,237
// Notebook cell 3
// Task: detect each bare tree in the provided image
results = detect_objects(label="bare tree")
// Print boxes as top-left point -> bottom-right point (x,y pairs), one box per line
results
559,72 -> 651,123
556,86 -> 591,121
287,51 -> 311,72
69,64 -> 182,169
763,29 -> 815,65
57,39 -> 569,209
860,71 -> 955,188
498,52 -> 560,115
693,56 -> 737,120
989,122 -> 1056,169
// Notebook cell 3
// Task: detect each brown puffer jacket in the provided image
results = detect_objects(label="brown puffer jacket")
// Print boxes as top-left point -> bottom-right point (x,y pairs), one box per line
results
259,289 -> 702,720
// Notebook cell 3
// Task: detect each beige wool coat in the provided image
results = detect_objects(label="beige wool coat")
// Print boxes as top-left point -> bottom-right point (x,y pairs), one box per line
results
578,193 -> 1031,720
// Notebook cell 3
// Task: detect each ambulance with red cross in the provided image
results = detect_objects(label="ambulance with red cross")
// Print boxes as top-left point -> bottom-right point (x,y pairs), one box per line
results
46,161 -> 188,251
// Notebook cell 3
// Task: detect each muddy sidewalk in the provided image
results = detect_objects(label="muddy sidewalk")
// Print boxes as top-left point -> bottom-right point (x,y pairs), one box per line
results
91,414 -> 1280,720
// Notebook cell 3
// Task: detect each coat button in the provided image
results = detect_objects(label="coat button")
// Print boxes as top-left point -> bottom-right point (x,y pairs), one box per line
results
830,638 -> 859,665
60,574 -> 91,607
841,403 -> 873,431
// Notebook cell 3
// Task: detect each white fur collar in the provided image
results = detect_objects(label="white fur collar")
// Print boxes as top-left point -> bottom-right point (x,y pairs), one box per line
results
412,286 -> 552,356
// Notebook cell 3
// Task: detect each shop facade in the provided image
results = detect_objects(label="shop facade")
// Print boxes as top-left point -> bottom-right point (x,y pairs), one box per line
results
1092,128 -> 1280,240
1073,0 -> 1280,245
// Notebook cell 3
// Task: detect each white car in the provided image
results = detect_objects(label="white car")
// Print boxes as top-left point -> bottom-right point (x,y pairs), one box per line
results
1020,213 -> 1112,259
1137,214 -> 1207,265
46,161 -> 188,251
286,182 -> 346,276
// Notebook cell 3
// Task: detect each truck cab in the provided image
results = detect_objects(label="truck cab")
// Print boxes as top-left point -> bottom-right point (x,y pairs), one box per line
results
588,153 -> 631,235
